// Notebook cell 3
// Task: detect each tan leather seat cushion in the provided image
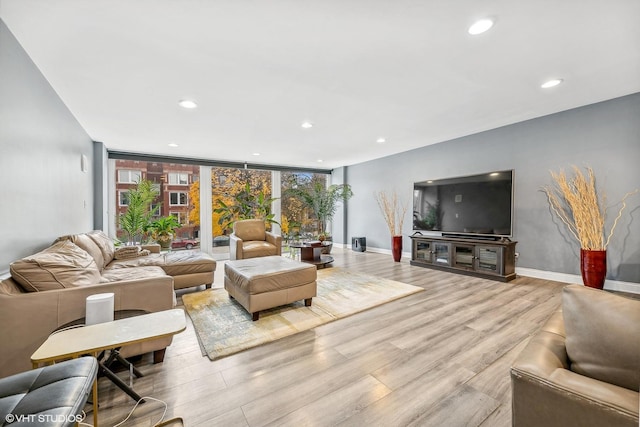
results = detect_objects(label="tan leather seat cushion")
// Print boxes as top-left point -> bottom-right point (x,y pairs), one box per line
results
241,241 -> 279,259
563,285 -> 640,392
100,266 -> 168,282
10,241 -> 101,292
225,256 -> 316,294
106,251 -> 216,276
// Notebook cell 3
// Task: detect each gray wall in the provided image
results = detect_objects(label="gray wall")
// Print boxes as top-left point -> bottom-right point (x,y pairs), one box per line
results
345,93 -> 640,283
0,19 -> 94,274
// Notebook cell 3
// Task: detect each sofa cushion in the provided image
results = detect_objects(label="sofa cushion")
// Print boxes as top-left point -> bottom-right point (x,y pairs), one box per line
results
106,251 -> 216,276
100,266 -> 168,283
86,230 -> 116,266
113,246 -> 150,260
10,240 -> 101,292
241,241 -> 279,259
72,233 -> 106,270
562,285 -> 640,392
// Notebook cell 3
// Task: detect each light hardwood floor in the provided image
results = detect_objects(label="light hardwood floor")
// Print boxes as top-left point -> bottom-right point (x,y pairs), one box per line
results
95,248 -> 566,426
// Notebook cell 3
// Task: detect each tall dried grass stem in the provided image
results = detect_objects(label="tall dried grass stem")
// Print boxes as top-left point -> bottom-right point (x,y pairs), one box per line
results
374,190 -> 409,236
542,166 -> 637,250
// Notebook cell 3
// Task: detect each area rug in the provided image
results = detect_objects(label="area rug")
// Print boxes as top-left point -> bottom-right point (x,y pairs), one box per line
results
182,268 -> 424,360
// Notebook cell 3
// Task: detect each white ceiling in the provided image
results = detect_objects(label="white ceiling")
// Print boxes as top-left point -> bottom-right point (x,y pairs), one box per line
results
2,0 -> 639,170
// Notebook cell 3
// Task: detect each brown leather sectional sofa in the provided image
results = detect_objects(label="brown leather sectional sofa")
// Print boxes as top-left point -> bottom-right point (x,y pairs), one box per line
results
0,230 -> 216,377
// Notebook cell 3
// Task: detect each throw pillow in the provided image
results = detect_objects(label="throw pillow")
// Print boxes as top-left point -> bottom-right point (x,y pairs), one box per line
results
114,246 -> 151,260
563,284 -> 640,391
10,240 -> 102,292
87,230 -> 116,266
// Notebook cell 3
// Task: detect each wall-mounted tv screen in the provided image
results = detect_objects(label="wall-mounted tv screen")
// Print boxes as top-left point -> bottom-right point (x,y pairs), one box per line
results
413,170 -> 513,238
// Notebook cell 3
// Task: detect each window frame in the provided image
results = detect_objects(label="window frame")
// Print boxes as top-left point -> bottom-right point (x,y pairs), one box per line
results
118,170 -> 142,184
169,191 -> 189,206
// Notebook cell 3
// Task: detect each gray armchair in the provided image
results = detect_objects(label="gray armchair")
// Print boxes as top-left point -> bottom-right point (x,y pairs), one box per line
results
510,285 -> 639,427
230,219 -> 282,260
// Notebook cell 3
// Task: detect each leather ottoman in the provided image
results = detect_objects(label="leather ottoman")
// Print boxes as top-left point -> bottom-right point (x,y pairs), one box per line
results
224,256 -> 317,320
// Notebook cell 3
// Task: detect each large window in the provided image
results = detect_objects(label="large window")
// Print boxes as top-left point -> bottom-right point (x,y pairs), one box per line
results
111,158 -> 330,256
112,160 -> 199,245
214,168 -> 272,235
281,172 -> 328,241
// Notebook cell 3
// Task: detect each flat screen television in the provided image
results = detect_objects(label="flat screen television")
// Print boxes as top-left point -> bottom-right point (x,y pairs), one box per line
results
412,170 -> 513,238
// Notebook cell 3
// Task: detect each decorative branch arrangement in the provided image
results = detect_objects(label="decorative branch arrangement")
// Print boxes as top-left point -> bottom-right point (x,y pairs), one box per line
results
542,165 -> 638,250
374,190 -> 409,236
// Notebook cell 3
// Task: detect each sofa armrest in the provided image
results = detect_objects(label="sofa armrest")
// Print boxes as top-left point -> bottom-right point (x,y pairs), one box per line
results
265,231 -> 283,255
0,275 -> 175,377
230,233 -> 243,260
511,313 -> 639,427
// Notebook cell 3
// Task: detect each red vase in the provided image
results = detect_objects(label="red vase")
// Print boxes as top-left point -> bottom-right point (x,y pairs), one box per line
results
580,249 -> 606,289
392,235 -> 402,262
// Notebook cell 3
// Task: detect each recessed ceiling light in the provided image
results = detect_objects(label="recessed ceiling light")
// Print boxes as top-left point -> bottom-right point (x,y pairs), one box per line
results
468,18 -> 494,35
317,159 -> 323,163
376,137 -> 386,144
168,143 -> 179,147
301,121 -> 313,129
252,152 -> 261,156
541,78 -> 563,89
178,99 -> 198,109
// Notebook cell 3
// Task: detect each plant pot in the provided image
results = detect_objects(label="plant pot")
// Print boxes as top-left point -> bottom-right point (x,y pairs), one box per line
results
392,235 -> 402,262
580,249 -> 606,289
156,234 -> 173,250
321,242 -> 333,254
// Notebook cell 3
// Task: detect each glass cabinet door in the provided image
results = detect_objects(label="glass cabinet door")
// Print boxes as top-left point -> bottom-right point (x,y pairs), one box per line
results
414,240 -> 433,264
475,246 -> 503,275
433,243 -> 451,266
453,245 -> 475,270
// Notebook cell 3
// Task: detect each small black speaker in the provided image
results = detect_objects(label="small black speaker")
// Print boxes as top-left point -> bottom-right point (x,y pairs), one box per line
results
352,237 -> 366,252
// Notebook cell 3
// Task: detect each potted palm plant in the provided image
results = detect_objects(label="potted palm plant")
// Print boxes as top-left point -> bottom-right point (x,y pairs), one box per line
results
149,215 -> 181,250
542,166 -> 637,288
119,179 -> 159,245
285,181 -> 353,253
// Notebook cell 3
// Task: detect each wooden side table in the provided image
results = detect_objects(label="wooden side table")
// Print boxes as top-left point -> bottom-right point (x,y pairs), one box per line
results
32,309 -> 186,427
289,241 -> 334,268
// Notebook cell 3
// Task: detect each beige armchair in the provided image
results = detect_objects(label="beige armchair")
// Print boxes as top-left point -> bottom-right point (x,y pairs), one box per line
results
230,219 -> 282,260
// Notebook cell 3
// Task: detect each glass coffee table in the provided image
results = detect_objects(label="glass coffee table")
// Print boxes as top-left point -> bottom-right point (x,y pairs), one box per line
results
289,241 -> 333,268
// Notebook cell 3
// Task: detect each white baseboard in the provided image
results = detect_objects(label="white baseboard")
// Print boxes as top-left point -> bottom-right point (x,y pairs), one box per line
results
356,246 -> 640,295
515,267 -> 640,294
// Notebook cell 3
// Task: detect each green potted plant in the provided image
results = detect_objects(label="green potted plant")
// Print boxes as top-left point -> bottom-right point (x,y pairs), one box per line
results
119,179 -> 159,245
149,215 -> 181,250
285,181 -> 353,253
